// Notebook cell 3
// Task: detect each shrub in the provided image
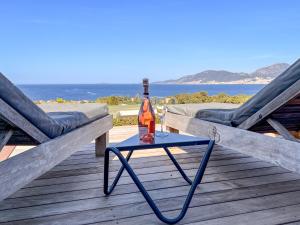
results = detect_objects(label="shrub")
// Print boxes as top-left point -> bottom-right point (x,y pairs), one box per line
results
56,97 -> 65,103
113,116 -> 160,126
174,92 -> 251,104
96,96 -> 139,105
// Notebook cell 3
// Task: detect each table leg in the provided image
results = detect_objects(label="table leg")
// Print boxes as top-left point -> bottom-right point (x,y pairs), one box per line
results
104,148 -> 134,195
163,147 -> 192,185
103,140 -> 215,224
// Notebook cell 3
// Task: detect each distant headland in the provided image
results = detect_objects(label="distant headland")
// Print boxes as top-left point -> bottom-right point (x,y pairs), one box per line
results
155,63 -> 289,85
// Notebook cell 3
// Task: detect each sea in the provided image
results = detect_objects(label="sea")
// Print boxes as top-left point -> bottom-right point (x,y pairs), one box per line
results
17,84 -> 265,101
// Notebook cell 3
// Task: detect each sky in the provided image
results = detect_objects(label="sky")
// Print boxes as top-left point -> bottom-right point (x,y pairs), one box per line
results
0,0 -> 299,84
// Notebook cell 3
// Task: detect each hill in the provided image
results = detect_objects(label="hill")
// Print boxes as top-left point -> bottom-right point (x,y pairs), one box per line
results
156,63 -> 290,84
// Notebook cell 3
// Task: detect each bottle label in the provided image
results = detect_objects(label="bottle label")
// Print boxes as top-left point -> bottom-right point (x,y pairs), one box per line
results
149,120 -> 155,133
139,126 -> 148,139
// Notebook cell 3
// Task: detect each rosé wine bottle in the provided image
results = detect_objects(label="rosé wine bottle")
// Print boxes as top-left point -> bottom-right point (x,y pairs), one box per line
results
138,78 -> 156,142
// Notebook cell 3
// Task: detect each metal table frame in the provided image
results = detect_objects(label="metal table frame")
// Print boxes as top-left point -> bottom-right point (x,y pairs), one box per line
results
104,135 -> 215,224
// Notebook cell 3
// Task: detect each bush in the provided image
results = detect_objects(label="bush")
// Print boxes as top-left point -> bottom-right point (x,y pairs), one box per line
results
56,97 -> 65,103
96,96 -> 140,105
174,92 -> 251,104
113,116 -> 160,126
113,116 -> 138,126
175,91 -> 209,104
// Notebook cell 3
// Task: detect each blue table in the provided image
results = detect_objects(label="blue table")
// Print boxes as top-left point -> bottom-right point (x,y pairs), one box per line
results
104,132 -> 215,224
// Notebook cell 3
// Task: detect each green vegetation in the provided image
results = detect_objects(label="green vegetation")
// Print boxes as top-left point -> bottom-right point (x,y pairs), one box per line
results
39,91 -> 251,106
94,92 -> 251,105
174,92 -> 251,104
56,97 -> 66,103
113,115 -> 160,126
95,96 -> 140,105
113,116 -> 138,126
35,92 -> 252,126
109,92 -> 251,126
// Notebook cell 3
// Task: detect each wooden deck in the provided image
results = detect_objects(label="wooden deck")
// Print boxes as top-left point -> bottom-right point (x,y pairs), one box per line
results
1,126 -> 300,225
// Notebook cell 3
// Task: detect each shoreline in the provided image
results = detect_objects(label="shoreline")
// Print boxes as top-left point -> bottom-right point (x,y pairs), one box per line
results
19,83 -> 267,86
19,84 -> 261,102
153,82 -> 269,85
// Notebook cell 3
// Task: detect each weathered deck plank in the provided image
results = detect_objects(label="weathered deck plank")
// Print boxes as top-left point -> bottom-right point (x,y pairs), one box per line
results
18,160 -> 274,192
40,154 -> 260,180
185,204 -> 300,225
0,128 -> 300,225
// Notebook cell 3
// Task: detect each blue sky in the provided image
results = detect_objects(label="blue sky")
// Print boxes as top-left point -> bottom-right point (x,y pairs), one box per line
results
0,0 -> 299,84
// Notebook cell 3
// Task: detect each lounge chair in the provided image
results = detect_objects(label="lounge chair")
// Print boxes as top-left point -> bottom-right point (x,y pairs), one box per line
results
0,73 -> 113,201
166,59 -> 300,172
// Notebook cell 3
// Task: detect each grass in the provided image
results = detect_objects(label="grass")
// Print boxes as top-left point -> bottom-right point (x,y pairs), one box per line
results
108,104 -> 140,117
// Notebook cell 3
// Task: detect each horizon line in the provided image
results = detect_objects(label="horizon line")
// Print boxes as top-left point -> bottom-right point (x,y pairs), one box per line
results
16,83 -> 266,86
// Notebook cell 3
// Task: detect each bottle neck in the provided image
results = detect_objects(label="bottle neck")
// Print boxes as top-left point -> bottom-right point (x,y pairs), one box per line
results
143,85 -> 149,98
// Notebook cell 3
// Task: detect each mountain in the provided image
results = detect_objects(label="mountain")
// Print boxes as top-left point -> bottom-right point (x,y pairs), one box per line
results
251,63 -> 290,79
156,63 -> 290,84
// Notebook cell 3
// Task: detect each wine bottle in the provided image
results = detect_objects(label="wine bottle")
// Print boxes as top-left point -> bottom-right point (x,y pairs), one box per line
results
138,78 -> 156,142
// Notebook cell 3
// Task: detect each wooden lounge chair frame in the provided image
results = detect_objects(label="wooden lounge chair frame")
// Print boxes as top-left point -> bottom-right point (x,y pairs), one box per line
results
0,98 -> 112,201
166,80 -> 300,173
237,79 -> 300,141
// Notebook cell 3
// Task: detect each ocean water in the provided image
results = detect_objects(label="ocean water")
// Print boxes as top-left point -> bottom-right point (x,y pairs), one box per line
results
18,84 -> 265,101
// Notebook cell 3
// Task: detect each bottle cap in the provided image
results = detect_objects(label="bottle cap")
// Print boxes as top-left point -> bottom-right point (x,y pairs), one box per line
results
143,78 -> 149,86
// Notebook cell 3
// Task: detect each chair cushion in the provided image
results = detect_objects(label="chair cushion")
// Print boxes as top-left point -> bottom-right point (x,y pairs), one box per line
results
167,103 -> 238,126
0,73 -> 109,139
39,103 -> 109,134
